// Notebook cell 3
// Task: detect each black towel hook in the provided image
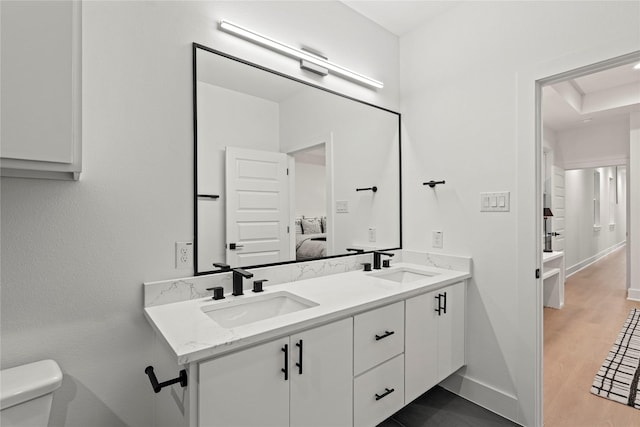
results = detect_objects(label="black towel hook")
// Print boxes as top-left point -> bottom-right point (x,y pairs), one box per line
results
423,180 -> 445,188
145,366 -> 187,393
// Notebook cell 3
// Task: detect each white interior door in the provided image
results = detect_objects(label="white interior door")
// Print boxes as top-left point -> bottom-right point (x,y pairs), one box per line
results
552,166 -> 565,251
226,147 -> 290,267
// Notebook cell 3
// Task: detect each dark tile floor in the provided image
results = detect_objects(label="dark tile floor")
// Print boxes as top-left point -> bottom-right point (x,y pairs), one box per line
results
378,386 -> 521,427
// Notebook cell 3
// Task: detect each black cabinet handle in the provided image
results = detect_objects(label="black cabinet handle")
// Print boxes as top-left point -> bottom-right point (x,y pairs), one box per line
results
375,387 -> 395,401
281,345 -> 288,381
443,291 -> 447,314
375,330 -> 395,341
295,340 -> 303,375
435,292 -> 447,315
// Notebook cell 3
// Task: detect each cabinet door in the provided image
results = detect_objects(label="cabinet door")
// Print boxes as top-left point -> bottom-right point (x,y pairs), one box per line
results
404,291 -> 438,403
199,337 -> 290,427
290,318 -> 353,427
0,0 -> 82,180
437,281 -> 466,382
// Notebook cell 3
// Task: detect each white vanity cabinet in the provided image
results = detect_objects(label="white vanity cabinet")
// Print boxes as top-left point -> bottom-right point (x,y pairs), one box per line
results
198,317 -> 353,427
405,281 -> 466,403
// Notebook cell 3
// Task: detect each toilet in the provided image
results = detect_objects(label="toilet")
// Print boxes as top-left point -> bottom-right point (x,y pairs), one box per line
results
0,359 -> 63,427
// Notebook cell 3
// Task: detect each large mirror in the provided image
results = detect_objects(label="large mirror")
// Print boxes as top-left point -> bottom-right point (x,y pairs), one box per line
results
194,43 -> 401,275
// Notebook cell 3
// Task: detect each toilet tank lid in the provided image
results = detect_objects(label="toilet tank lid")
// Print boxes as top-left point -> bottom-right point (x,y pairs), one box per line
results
0,359 -> 63,410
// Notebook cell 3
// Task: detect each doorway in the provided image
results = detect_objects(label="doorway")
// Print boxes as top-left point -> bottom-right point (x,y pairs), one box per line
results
538,55 -> 639,425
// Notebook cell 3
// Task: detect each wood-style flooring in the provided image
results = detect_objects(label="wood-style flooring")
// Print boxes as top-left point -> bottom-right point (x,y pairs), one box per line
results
544,246 -> 640,426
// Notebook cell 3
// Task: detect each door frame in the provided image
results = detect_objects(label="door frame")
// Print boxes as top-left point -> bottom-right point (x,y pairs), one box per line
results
287,132 -> 335,256
521,47 -> 640,426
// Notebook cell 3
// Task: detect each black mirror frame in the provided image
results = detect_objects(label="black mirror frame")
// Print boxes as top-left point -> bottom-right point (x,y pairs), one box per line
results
192,42 -> 402,275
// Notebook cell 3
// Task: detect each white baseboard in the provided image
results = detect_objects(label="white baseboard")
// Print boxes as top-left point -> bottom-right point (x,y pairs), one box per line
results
439,371 -> 521,425
566,241 -> 626,277
627,288 -> 640,301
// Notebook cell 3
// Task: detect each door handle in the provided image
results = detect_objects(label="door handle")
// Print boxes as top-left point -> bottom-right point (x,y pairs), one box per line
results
228,243 -> 244,250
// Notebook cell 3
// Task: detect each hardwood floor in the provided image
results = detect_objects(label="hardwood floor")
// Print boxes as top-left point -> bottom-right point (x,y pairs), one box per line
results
544,246 -> 640,426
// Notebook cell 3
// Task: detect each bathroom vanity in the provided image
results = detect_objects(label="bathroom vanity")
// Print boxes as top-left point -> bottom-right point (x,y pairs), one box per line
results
144,256 -> 470,427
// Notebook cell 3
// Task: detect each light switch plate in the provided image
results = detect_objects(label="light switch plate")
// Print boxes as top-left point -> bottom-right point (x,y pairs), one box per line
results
480,192 -> 510,212
336,200 -> 349,213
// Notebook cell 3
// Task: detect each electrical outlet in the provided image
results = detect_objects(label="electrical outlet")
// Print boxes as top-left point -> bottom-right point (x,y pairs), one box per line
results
368,227 -> 377,242
432,231 -> 443,248
175,242 -> 193,269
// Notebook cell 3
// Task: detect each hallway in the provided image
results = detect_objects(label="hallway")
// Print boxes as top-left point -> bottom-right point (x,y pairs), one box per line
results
544,247 -> 639,426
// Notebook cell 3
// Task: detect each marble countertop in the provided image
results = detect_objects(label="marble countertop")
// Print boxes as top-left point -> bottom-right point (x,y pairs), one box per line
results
144,262 -> 471,365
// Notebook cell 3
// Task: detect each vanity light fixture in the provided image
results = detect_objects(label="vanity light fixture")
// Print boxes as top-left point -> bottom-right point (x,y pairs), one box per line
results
218,20 -> 384,89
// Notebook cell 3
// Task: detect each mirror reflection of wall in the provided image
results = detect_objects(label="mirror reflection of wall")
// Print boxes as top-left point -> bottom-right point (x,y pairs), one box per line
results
194,45 -> 401,274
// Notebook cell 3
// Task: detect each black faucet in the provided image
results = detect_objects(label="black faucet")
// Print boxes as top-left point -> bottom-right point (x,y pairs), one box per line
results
373,251 -> 394,270
232,268 -> 253,296
212,262 -> 231,272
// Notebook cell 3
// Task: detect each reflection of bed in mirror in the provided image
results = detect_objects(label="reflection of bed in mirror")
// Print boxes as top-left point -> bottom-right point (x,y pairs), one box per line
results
295,217 -> 327,260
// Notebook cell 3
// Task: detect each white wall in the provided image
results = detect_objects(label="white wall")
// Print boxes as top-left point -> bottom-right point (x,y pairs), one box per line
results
0,2 -> 399,427
557,118 -> 630,170
197,82 -> 280,269
400,1 -> 639,425
565,166 -> 627,273
280,88 -> 401,252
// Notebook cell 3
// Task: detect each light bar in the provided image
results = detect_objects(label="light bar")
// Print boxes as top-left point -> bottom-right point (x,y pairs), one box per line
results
219,20 -> 384,89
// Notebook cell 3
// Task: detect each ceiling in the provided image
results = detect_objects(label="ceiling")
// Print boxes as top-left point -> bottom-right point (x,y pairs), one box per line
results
342,1 -> 459,36
543,63 -> 640,132
340,1 -> 640,133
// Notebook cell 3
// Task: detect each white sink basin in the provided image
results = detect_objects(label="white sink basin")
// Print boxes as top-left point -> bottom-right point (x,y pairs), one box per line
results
370,268 -> 439,284
201,291 -> 318,329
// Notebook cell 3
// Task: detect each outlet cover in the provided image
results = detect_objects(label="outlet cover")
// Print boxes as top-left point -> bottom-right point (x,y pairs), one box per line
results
368,227 -> 377,242
432,231 -> 443,248
175,241 -> 193,269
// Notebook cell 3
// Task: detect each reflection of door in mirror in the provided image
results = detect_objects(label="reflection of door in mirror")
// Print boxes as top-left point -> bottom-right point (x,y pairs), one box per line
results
226,147 -> 291,267
290,140 -> 333,260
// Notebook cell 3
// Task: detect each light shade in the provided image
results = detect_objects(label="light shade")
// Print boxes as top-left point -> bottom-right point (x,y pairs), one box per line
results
218,20 -> 384,89
543,208 -> 554,217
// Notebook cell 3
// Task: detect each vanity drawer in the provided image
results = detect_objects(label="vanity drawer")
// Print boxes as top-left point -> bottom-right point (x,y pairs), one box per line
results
354,301 -> 404,375
353,354 -> 405,427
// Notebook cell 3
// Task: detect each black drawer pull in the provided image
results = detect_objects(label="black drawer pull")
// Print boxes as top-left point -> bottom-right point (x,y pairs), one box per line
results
281,344 -> 288,381
375,330 -> 395,341
375,387 -> 395,401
